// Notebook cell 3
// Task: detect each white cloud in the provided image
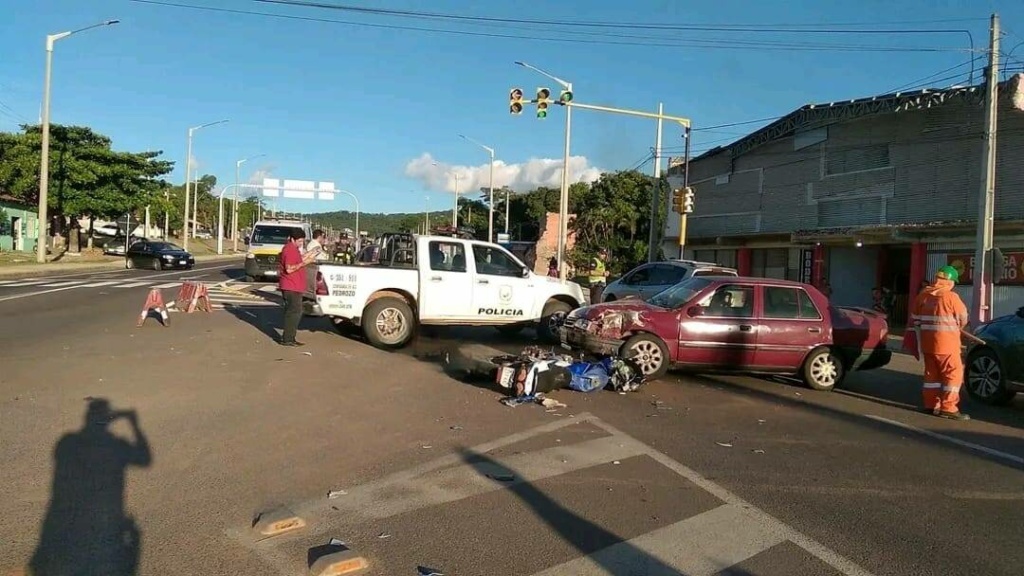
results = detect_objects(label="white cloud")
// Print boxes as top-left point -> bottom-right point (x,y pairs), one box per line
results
247,166 -> 275,185
404,153 -> 604,194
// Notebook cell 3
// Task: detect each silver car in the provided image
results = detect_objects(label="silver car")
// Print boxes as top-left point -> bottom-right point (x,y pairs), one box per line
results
601,260 -> 738,302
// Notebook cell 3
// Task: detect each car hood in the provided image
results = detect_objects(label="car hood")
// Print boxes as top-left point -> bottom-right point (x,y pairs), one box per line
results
568,300 -> 662,338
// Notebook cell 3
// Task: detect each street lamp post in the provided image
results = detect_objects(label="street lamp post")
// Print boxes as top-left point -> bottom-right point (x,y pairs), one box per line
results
36,19 -> 119,263
182,119 -> 228,251
515,61 -> 572,282
459,135 -> 496,243
432,162 -> 461,230
234,154 -> 265,252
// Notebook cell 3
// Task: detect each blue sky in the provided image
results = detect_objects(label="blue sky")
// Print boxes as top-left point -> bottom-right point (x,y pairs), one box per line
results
2,0 -> 1023,216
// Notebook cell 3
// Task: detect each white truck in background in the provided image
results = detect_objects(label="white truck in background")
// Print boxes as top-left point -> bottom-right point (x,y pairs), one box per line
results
306,233 -> 587,349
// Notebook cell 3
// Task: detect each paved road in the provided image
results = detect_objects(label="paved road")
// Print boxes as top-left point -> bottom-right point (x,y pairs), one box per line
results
1,265 -> 1022,575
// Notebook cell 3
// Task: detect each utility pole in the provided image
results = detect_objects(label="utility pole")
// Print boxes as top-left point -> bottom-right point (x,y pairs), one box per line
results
679,127 -> 692,259
972,12 -> 1000,325
646,102 -> 664,263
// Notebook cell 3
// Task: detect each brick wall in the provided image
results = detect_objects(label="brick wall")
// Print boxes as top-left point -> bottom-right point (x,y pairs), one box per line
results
532,212 -> 576,274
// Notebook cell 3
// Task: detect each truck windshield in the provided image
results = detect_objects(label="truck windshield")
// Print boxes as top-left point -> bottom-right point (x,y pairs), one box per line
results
251,225 -> 298,245
647,277 -> 713,309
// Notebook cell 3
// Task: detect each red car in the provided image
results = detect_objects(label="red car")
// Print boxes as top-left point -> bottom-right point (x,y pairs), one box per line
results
560,276 -> 892,391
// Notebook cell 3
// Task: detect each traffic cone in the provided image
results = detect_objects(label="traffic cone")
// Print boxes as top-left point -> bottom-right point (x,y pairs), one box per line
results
138,288 -> 170,327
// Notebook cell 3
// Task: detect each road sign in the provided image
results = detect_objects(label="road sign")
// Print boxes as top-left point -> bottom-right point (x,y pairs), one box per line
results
260,179 -> 336,201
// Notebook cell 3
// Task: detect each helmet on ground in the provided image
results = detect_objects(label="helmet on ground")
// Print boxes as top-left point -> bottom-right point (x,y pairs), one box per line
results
936,265 -> 960,284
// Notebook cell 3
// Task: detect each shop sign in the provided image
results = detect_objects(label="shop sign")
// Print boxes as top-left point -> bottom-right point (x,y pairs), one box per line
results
946,252 -> 1024,285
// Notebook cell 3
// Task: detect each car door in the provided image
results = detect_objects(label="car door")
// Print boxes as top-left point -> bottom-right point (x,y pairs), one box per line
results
676,283 -> 759,368
128,241 -> 149,267
754,285 -> 827,370
612,265 -> 652,300
470,244 -> 535,321
418,240 -> 475,321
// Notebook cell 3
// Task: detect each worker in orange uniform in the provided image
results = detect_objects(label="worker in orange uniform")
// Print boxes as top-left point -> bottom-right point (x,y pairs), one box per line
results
911,265 -> 970,421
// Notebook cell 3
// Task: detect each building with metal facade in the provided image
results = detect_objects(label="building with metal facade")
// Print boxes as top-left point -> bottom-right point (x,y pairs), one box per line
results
664,74 -> 1024,324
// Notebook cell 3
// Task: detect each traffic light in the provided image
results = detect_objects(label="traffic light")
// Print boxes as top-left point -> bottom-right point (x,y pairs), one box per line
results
509,88 -> 524,115
682,187 -> 695,214
536,87 -> 551,119
671,188 -> 685,213
559,89 -> 573,104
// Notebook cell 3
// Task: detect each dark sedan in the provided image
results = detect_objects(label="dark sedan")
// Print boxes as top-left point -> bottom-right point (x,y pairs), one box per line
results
125,240 -> 195,270
965,306 -> 1024,405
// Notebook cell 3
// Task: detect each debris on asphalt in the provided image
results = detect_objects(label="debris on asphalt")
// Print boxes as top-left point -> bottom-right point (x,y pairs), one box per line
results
716,442 -> 734,448
378,532 -> 391,539
417,566 -> 444,576
302,351 -> 312,356
757,419 -> 766,424
487,473 -> 516,482
540,397 -> 567,409
422,445 -> 433,449
449,425 -> 463,431
329,537 -> 346,546
327,489 -> 348,499
613,460 -> 621,465
752,449 -> 766,454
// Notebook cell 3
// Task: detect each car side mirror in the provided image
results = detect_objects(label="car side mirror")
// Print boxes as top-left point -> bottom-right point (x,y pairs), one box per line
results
522,266 -> 531,278
687,306 -> 703,318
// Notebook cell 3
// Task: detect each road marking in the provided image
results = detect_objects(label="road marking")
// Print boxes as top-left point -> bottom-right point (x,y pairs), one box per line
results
153,282 -> 183,289
39,280 -> 88,287
532,504 -> 788,576
229,415 -> 876,576
0,285 -> 84,302
79,281 -> 122,288
864,415 -> 1024,466
114,281 -> 156,288
0,280 -> 48,287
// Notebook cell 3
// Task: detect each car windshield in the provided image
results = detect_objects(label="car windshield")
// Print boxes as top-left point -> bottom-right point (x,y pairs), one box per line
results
251,225 -> 299,244
647,277 -> 713,309
147,242 -> 181,251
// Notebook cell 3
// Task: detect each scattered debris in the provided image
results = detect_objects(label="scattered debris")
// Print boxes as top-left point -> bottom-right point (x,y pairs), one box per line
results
327,490 -> 348,499
302,351 -> 312,356
613,460 -> 621,465
329,537 -> 346,546
449,425 -> 463,431
487,473 -> 515,482
421,445 -> 433,449
715,442 -> 734,448
417,567 -> 444,576
378,532 -> 391,539
752,449 -> 766,454
757,419 -> 766,424
540,397 -> 567,409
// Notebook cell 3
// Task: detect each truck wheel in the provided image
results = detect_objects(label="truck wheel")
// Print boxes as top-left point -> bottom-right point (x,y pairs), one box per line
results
537,300 -> 573,343
621,334 -> 670,379
363,297 -> 415,349
802,347 -> 844,391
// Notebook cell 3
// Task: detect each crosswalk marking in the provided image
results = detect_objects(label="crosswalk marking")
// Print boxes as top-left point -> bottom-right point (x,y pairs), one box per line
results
114,281 -> 155,288
152,282 -> 183,289
80,281 -> 122,288
1,280 -> 47,287
532,504 -> 787,576
40,280 -> 87,287
227,414 -> 875,576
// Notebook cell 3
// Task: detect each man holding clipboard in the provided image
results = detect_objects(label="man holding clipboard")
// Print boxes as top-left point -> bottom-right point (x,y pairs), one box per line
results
278,228 -> 322,346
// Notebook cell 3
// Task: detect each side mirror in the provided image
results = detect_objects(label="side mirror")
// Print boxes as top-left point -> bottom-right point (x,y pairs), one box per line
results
521,266 -> 531,278
687,306 -> 703,318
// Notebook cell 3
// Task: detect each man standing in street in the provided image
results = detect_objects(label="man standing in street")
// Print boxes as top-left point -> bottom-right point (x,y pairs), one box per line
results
588,248 -> 610,304
306,229 -> 330,262
911,265 -> 971,420
278,228 -> 319,346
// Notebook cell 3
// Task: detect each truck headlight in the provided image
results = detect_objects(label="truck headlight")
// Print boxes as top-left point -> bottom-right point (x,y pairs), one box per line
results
246,253 -> 255,259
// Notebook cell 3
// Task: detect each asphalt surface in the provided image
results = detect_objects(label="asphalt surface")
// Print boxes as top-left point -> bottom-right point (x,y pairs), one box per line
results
1,262 -> 1022,575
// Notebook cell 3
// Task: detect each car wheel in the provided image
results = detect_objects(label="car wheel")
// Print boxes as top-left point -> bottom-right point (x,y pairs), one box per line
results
802,347 -> 844,391
125,258 -> 134,270
151,258 -> 162,271
966,348 -> 1016,405
363,297 -> 415,349
604,295 -> 617,302
620,334 -> 670,379
537,300 -> 573,343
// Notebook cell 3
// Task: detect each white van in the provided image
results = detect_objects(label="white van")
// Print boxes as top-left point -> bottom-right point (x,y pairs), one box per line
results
243,219 -> 312,282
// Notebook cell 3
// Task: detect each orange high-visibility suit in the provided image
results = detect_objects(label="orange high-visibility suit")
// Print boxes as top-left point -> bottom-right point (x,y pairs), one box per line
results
911,277 -> 968,414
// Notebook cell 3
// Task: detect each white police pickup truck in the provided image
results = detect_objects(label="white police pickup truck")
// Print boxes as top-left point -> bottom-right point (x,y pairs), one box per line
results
306,233 -> 587,349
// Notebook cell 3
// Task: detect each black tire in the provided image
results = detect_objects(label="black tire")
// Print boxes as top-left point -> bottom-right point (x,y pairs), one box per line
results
125,257 -> 134,270
495,325 -> 525,337
802,347 -> 844,391
604,295 -> 617,303
966,348 -> 1016,405
362,297 -> 415,349
620,334 -> 670,379
537,300 -> 573,343
151,258 -> 162,271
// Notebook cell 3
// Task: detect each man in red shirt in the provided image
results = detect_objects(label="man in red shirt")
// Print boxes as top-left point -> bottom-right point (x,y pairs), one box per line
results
278,228 -> 319,346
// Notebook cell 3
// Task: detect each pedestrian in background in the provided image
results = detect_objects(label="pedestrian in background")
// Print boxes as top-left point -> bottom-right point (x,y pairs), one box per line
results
911,265 -> 970,420
547,256 -> 559,278
278,228 -> 319,347
306,229 -> 329,262
588,248 -> 610,304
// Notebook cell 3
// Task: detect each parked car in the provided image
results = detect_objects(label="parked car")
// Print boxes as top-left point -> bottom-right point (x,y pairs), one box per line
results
307,233 -> 586,348
560,275 -> 892,390
601,260 -> 738,302
102,235 -> 138,256
125,240 -> 195,270
964,306 -> 1024,405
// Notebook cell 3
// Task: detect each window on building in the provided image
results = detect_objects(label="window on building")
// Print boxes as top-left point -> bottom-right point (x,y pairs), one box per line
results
751,248 -> 791,280
824,144 -> 890,176
692,249 -> 737,269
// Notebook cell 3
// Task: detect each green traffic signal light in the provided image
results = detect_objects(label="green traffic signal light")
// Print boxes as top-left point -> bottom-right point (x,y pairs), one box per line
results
537,101 -> 548,119
559,90 -> 573,103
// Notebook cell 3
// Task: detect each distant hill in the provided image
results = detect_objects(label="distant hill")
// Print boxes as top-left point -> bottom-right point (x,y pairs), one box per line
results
301,209 -> 449,236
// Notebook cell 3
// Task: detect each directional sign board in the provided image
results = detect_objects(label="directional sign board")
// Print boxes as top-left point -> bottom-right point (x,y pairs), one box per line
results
261,178 -> 336,201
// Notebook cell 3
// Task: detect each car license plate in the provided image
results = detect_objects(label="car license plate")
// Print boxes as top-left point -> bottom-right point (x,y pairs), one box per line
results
179,260 -> 187,265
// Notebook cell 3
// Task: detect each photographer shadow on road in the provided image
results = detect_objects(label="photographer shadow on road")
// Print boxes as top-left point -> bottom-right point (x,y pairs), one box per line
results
28,398 -> 152,576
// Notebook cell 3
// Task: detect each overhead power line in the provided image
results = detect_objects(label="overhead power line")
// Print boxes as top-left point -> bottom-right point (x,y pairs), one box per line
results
128,1 -> 976,53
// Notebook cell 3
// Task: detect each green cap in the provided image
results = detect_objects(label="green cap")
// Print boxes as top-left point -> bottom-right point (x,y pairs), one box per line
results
937,265 -> 960,283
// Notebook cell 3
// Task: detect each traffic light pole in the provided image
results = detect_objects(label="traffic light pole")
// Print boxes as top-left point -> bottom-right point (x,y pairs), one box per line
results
679,126 -> 692,259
